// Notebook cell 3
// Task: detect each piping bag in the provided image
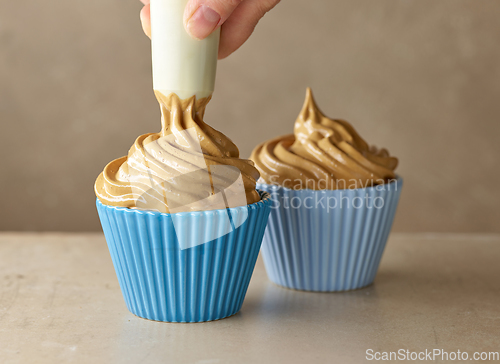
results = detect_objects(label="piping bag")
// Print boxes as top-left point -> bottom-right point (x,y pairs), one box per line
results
147,1 -> 250,241
150,0 -> 220,100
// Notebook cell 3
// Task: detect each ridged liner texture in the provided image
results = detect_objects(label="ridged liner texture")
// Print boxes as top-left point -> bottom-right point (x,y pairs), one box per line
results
96,191 -> 271,322
257,178 -> 402,292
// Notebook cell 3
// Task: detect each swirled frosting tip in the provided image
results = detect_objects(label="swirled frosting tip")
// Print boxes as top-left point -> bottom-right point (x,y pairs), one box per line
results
251,88 -> 398,190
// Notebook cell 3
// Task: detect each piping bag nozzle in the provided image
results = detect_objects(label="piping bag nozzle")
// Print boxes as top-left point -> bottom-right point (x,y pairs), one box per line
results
151,0 -> 220,100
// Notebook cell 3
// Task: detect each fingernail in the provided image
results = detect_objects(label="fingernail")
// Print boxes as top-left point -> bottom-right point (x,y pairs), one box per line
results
186,5 -> 221,40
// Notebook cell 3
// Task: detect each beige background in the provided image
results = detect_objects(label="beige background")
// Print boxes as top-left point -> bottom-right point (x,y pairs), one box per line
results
0,0 -> 499,232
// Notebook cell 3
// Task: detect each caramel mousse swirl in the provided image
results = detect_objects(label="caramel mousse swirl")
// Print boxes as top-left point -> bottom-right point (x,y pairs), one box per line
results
95,92 -> 260,213
251,88 -> 398,190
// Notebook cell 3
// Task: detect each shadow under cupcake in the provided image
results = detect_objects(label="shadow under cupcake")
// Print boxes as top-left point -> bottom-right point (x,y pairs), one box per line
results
251,88 -> 403,292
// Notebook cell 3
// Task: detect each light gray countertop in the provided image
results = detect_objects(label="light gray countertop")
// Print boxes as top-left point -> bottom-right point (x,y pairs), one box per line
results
0,233 -> 499,363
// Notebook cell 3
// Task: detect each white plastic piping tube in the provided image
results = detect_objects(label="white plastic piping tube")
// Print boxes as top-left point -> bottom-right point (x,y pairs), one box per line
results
150,0 -> 220,100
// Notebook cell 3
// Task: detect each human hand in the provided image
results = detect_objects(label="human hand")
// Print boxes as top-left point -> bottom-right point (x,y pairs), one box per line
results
139,0 -> 280,59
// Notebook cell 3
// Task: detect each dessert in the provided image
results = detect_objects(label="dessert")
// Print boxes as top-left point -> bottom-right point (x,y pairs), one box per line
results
251,87 -> 398,190
95,92 -> 260,213
250,88 -> 402,292
95,91 -> 272,322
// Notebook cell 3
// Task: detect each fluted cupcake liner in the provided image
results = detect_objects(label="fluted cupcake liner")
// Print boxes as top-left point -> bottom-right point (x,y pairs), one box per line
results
257,178 -> 402,292
96,191 -> 271,322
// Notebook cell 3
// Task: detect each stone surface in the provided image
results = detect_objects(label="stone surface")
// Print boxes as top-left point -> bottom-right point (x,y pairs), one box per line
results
0,233 -> 498,363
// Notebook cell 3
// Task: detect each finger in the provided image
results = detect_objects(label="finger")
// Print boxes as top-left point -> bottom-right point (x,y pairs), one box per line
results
184,0 -> 244,40
140,4 -> 151,38
218,0 -> 280,59
139,0 -> 150,5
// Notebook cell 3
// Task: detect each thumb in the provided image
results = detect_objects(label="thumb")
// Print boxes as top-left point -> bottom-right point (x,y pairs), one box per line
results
184,0 -> 243,40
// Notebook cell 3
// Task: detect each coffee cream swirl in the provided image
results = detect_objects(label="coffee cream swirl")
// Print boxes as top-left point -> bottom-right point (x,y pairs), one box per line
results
95,92 -> 260,213
251,88 -> 398,190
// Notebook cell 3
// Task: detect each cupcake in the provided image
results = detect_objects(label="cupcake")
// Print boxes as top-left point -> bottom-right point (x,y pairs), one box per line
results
251,88 -> 402,292
95,92 -> 271,322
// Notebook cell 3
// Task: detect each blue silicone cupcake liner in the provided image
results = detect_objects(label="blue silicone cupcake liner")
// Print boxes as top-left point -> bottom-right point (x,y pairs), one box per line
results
96,191 -> 272,322
257,177 -> 402,292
